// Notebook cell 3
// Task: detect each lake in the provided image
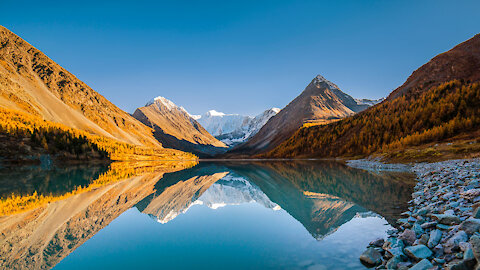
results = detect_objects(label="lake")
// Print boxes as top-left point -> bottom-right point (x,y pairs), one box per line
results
0,160 -> 415,269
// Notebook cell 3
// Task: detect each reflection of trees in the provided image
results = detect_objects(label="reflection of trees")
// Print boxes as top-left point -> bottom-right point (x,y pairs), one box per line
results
223,161 -> 414,238
0,161 -> 195,269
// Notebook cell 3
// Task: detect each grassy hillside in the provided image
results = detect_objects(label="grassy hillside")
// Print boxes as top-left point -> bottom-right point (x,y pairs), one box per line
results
264,80 -> 480,159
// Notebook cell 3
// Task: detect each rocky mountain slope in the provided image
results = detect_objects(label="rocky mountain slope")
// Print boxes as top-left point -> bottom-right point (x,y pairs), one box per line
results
227,75 -> 380,156
265,34 -> 480,159
132,96 -> 227,157
0,26 -> 160,148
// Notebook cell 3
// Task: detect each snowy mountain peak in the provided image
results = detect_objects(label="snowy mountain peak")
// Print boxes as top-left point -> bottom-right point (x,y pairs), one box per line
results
313,74 -> 340,90
146,96 -> 177,110
354,98 -> 385,106
271,108 -> 281,113
205,110 -> 226,117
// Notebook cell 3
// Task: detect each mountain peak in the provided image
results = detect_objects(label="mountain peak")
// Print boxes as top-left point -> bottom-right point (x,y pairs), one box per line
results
313,74 -> 340,90
146,96 -> 177,110
205,110 -> 226,117
270,108 -> 281,113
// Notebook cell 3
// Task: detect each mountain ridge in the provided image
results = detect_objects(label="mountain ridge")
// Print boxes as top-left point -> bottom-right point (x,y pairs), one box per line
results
0,25 -> 161,148
264,34 -> 480,159
226,75 -> 380,156
133,96 -> 227,157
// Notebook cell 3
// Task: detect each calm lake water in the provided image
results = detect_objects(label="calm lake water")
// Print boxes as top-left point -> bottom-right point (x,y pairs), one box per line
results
0,161 -> 415,270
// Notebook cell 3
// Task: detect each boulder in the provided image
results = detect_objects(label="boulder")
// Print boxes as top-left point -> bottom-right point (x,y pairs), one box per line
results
445,231 -> 468,253
470,235 -> 480,262
369,238 -> 385,247
459,218 -> 480,234
409,259 -> 433,270
399,229 -> 416,245
433,213 -> 461,225
359,247 -> 382,267
404,245 -> 433,261
427,229 -> 443,249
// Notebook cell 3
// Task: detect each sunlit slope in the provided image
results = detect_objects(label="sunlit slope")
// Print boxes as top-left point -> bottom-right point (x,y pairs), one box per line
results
0,25 -> 160,147
265,34 -> 480,159
0,107 -> 196,162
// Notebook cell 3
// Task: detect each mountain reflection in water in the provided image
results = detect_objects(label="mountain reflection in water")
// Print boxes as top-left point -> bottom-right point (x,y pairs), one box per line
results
0,161 -> 414,269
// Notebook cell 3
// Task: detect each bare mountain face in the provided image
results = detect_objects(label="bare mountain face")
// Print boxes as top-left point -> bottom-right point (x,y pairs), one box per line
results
388,33 -> 480,100
227,75 -> 380,156
132,96 -> 227,157
0,26 -> 160,147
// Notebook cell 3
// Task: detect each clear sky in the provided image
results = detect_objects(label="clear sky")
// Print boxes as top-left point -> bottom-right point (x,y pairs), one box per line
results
2,0 -> 480,116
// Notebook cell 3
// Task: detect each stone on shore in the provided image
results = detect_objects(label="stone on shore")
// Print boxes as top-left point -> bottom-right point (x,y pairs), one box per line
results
445,231 -> 468,253
359,247 -> 382,266
409,259 -> 433,270
404,245 -> 433,261
459,218 -> 480,234
427,229 -> 442,248
432,213 -> 461,225
399,229 -> 416,246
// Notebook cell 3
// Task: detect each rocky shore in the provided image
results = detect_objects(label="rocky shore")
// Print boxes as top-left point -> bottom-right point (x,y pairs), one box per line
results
357,159 -> 480,269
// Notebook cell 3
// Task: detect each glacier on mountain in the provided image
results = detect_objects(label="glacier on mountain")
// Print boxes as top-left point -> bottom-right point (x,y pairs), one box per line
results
196,108 -> 281,147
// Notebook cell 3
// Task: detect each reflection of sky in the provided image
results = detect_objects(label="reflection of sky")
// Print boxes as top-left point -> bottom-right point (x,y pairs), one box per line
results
56,201 -> 391,270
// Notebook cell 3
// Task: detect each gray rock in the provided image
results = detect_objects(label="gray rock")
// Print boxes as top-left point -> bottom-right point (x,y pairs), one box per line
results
459,242 -> 472,252
459,218 -> 480,234
386,246 -> 406,260
413,223 -> 425,237
404,245 -> 433,261
384,237 -> 405,250
421,221 -> 437,229
437,224 -> 451,230
449,258 -> 477,270
473,207 -> 480,219
385,255 -> 403,269
433,244 -> 444,257
360,247 -> 382,266
370,238 -> 385,247
409,259 -> 433,270
399,229 -> 416,245
445,231 -> 468,253
418,234 -> 429,246
433,213 -> 461,225
428,229 -> 442,249
470,235 -> 480,262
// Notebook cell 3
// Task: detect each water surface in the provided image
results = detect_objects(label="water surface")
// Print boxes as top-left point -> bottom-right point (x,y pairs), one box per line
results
0,161 -> 414,269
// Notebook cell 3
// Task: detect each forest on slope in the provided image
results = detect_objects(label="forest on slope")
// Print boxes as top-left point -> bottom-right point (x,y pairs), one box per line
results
265,80 -> 480,159
264,34 -> 480,160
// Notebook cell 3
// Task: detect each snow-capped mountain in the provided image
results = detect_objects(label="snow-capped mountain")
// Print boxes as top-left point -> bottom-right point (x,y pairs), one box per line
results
354,98 -> 385,107
197,108 -> 281,147
195,174 -> 280,210
196,110 -> 251,137
140,172 -> 280,224
133,96 -> 227,156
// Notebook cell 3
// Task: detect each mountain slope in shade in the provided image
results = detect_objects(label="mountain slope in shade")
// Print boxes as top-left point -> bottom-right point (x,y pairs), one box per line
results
388,33 -> 480,100
227,75 -> 375,156
265,34 -> 480,159
213,108 -> 281,147
132,96 -> 227,157
0,26 -> 160,147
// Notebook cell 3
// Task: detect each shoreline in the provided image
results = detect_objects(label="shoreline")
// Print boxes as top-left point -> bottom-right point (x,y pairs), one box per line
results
353,159 -> 480,269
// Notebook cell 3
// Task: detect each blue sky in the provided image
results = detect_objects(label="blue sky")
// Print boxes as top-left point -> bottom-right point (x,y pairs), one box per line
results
2,0 -> 480,116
